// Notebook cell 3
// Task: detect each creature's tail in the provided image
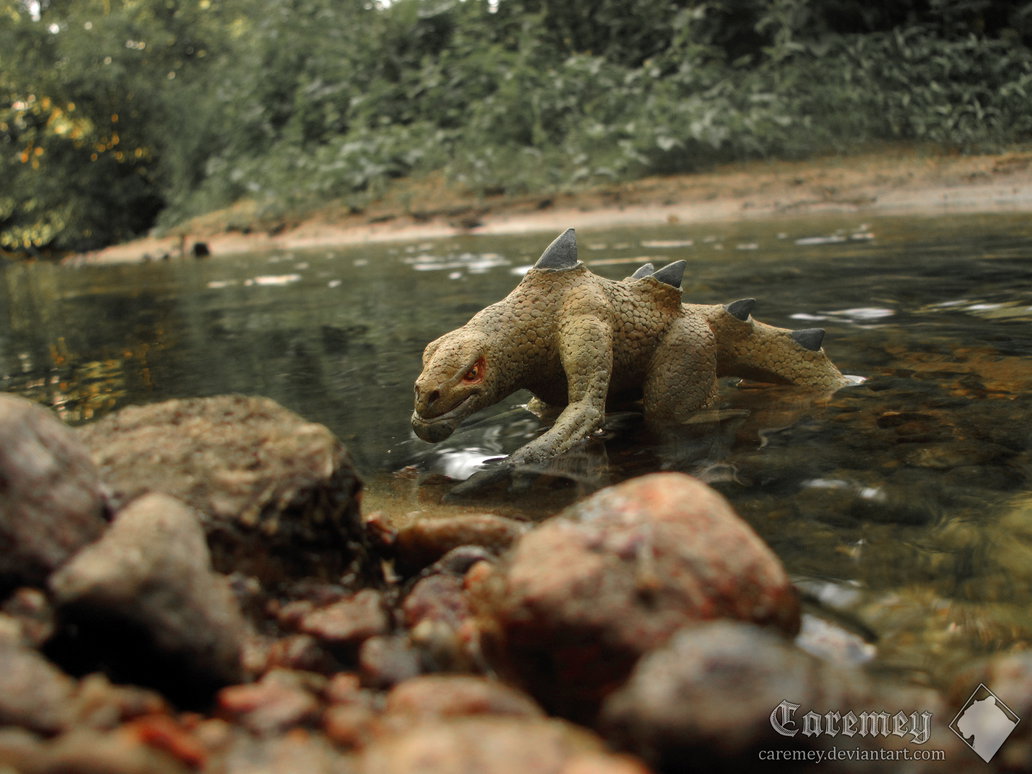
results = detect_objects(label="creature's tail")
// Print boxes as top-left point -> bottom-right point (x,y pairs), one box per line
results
690,299 -> 849,390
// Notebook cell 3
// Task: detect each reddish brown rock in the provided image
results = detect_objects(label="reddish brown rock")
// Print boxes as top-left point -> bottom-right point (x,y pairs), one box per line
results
297,589 -> 392,651
216,670 -> 322,736
471,473 -> 800,719
384,675 -> 543,720
262,634 -> 341,675
77,395 -> 379,588
0,393 -> 107,589
323,703 -> 381,749
402,571 -> 480,671
70,673 -> 169,731
358,716 -> 652,774
393,514 -> 529,575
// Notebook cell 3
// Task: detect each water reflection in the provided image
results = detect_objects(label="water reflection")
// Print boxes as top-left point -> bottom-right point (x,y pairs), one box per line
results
2,212 -> 1032,683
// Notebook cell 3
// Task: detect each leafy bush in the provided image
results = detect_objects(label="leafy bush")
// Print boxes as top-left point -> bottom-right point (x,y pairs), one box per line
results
3,0 -> 1032,253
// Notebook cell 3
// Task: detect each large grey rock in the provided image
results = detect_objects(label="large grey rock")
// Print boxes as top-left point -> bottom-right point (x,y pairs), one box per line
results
358,716 -> 652,774
49,493 -> 246,702
470,473 -> 800,720
0,619 -> 77,734
601,622 -> 965,773
0,393 -> 107,588
77,395 -> 379,587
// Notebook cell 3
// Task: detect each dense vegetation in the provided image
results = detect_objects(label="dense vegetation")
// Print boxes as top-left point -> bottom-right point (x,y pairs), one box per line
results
3,0 -> 1032,253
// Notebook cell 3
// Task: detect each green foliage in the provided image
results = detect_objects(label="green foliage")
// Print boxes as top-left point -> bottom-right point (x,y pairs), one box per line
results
4,0 -> 1032,253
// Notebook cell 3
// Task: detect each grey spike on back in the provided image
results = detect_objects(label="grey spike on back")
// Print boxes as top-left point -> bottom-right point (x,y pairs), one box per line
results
725,298 -> 756,321
534,228 -> 579,270
630,262 -> 655,279
791,328 -> 826,351
651,260 -> 687,289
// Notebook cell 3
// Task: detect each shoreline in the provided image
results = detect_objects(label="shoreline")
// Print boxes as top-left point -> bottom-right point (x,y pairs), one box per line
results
70,148 -> 1032,265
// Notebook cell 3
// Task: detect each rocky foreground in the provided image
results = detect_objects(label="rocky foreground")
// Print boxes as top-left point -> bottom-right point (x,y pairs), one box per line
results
1,392 -> 1029,773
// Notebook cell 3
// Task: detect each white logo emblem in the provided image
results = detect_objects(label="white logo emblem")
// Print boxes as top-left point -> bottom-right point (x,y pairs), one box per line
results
949,684 -> 1020,763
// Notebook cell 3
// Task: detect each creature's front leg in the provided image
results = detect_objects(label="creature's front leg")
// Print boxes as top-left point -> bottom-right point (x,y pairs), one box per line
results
449,316 -> 612,497
513,314 -> 613,465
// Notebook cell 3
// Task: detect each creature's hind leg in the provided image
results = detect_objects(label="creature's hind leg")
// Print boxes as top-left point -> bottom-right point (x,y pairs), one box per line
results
643,316 -> 721,424
694,301 -> 849,389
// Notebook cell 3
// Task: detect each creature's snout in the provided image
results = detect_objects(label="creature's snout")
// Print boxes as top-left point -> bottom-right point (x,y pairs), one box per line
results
410,410 -> 458,442
411,378 -> 474,443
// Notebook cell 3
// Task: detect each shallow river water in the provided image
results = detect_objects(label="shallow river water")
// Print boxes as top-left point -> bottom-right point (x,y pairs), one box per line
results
3,212 -> 1032,686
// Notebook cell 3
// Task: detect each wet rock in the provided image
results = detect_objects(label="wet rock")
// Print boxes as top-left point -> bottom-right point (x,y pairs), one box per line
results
48,493 -> 246,703
359,635 -> 423,689
216,670 -> 323,736
0,587 -> 55,648
358,716 -> 651,774
262,634 -> 342,675
0,627 -> 77,734
393,514 -> 529,575
200,727 -> 349,774
77,395 -> 379,588
296,589 -> 392,654
69,673 -> 169,731
323,702 -> 381,749
402,572 -> 479,672
384,675 -> 543,720
601,621 -> 961,773
0,727 -> 195,774
471,473 -> 799,719
0,393 -> 107,589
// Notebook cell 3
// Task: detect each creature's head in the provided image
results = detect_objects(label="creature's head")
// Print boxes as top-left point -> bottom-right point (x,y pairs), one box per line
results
411,328 -> 503,442
411,227 -> 579,443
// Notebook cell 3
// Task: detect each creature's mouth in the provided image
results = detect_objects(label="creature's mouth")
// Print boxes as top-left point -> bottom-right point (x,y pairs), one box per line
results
411,394 -> 475,442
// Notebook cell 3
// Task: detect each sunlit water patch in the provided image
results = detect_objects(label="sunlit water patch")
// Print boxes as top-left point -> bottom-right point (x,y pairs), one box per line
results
3,212 -> 1032,684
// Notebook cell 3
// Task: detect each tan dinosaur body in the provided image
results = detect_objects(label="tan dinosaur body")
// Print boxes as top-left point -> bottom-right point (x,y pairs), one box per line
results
412,228 -> 847,476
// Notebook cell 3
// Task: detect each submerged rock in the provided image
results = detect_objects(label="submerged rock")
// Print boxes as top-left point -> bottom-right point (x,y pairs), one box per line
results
392,514 -> 529,575
471,473 -> 799,720
0,393 -> 108,589
77,395 -> 379,588
48,493 -> 246,703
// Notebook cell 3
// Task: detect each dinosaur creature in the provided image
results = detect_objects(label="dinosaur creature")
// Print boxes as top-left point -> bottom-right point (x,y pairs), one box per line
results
412,228 -> 848,491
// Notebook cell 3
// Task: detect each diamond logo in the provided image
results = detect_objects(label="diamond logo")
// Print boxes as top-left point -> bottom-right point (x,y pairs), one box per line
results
949,684 -> 1020,763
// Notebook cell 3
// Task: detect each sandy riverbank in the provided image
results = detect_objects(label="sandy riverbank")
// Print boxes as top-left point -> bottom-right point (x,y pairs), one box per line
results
71,148 -> 1032,265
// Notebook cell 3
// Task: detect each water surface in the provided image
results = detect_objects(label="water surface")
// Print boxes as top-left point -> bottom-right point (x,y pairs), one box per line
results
3,212 -> 1031,683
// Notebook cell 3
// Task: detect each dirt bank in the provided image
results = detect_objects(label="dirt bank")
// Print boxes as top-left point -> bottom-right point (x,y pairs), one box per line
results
71,148 -> 1032,265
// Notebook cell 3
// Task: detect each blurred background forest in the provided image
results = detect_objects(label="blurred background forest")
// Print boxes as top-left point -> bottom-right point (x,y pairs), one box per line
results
3,0 -> 1032,254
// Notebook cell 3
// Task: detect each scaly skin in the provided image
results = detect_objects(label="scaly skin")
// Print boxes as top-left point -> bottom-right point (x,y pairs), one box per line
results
412,228 -> 848,476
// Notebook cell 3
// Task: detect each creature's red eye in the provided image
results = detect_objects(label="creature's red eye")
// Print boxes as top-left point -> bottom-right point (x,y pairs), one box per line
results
462,359 -> 484,383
